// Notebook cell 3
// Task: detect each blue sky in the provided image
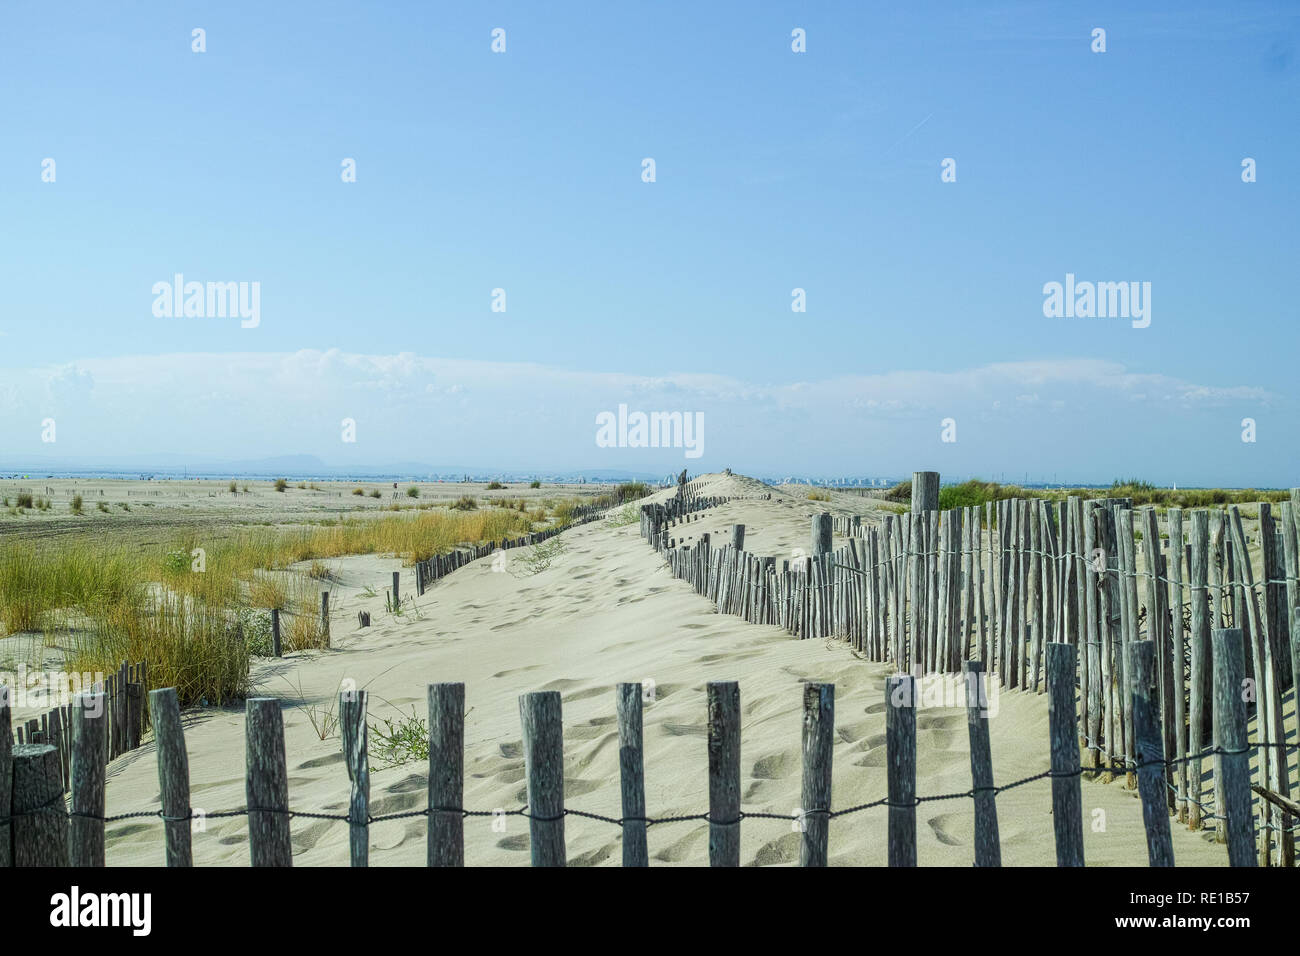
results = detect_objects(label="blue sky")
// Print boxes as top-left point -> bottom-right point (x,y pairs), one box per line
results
1,1 -> 1297,484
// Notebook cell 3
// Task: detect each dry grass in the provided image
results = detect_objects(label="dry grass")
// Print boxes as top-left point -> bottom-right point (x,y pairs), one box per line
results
0,506 -> 541,706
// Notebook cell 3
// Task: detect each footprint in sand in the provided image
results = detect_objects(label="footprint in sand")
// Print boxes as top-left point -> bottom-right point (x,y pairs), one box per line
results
569,844 -> 616,867
492,664 -> 543,679
754,831 -> 800,866
497,834 -> 529,852
561,686 -> 610,704
751,748 -> 796,780
927,813 -> 966,846
654,823 -> 707,863
660,722 -> 707,738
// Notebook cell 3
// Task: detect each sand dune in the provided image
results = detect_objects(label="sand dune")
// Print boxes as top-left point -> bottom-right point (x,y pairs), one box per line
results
96,473 -> 1228,865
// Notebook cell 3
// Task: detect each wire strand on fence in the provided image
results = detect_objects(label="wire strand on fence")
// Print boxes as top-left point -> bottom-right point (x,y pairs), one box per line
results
4,742 -> 1293,832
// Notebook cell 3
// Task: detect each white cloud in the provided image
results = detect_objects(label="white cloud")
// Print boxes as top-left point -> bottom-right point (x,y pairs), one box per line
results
0,351 -> 1288,482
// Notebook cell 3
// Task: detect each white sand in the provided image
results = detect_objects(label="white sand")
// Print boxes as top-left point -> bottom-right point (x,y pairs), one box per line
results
85,472 -> 1230,865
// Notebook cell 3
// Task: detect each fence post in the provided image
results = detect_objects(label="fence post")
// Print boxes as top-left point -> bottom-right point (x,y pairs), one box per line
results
811,512 -> 832,556
1046,643 -> 1084,866
886,674 -> 917,866
11,744 -> 68,866
427,682 -> 465,867
616,683 -> 648,867
707,680 -> 741,866
731,524 -> 745,551
148,688 -> 191,867
1127,641 -> 1175,866
519,691 -> 565,866
245,698 -> 292,867
392,570 -> 401,608
963,660 -> 1001,866
271,608 -> 282,658
318,590 -> 330,650
800,682 -> 834,867
0,687 -> 10,867
340,688 -> 369,867
1212,628 -> 1255,866
911,471 -> 939,513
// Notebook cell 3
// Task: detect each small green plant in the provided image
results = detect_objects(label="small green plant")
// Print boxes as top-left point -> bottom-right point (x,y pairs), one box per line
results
369,705 -> 429,766
296,482 -> 307,490
97,501 -> 109,513
274,478 -> 288,492
71,494 -> 84,514
242,484 -> 250,493
282,676 -> 340,741
352,487 -> 365,496
530,480 -> 541,489
406,486 -> 420,498
229,480 -> 238,493
16,493 -> 33,509
807,490 -> 831,502
162,549 -> 191,574
486,481 -> 505,490
236,607 -> 275,656
449,495 -> 477,511
369,489 -> 381,499
307,560 -> 335,581
514,537 -> 566,576
606,502 -> 639,528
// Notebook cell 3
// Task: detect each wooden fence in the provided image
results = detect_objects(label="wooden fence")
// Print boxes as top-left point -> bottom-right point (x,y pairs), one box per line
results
0,481 -> 1287,866
644,485 -> 1300,865
5,661 -> 147,795
0,630 -> 1262,866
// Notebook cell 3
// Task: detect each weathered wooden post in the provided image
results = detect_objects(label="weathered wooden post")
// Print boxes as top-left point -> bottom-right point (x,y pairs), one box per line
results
0,686 -> 10,867
149,688 -> 191,867
271,608 -> 282,657
427,682 -> 464,866
11,744 -> 68,865
800,682 -> 834,867
391,570 -> 401,608
1188,510 -> 1210,830
912,471 -> 939,514
519,691 -> 565,866
886,674 -> 917,866
616,683 -> 648,867
707,680 -> 741,866
245,698 -> 292,866
320,590 -> 331,649
340,688 -> 369,867
1212,628 -> 1255,866
963,660 -> 1000,866
1046,643 -> 1084,866
731,524 -> 745,551
811,512 -> 832,556
1127,641 -> 1174,866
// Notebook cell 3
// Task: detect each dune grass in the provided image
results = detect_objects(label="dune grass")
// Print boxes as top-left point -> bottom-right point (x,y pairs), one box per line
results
0,506 -> 542,706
